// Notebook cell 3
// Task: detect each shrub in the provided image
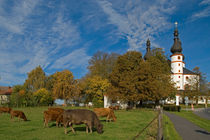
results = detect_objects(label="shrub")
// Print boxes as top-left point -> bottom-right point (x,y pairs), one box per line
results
163,105 -> 181,112
138,104 -> 155,108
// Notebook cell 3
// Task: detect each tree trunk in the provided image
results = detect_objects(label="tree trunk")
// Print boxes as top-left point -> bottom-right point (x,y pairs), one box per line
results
205,97 -> 208,108
134,102 -> 136,109
196,97 -> 198,106
155,100 -> 159,105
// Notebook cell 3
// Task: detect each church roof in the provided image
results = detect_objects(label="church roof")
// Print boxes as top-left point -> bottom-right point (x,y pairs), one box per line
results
170,23 -> 183,54
183,68 -> 197,75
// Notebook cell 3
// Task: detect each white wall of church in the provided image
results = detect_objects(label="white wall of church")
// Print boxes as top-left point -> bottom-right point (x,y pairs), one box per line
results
171,74 -> 184,90
183,75 -> 199,90
171,54 -> 184,62
171,54 -> 184,74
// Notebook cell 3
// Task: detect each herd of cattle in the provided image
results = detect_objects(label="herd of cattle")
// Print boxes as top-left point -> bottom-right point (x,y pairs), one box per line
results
0,106 -> 119,134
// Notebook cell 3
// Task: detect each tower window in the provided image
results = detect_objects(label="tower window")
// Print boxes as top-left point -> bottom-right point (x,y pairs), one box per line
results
186,76 -> 189,80
179,76 -> 180,78
178,70 -> 180,72
178,63 -> 180,66
178,56 -> 181,60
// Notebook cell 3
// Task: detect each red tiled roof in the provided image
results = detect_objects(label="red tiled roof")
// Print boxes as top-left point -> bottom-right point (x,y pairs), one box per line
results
0,86 -> 12,95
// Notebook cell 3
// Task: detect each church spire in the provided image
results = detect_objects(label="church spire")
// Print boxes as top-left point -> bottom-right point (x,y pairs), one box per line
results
170,22 -> 182,54
144,39 -> 152,60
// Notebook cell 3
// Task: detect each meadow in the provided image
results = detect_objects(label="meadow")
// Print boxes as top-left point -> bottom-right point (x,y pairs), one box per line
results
0,107 -> 157,140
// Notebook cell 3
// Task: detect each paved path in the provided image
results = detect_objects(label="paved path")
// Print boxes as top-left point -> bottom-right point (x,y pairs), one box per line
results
165,111 -> 210,140
193,108 -> 210,120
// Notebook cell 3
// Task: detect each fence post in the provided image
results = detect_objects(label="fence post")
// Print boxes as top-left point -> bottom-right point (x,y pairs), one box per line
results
157,108 -> 163,140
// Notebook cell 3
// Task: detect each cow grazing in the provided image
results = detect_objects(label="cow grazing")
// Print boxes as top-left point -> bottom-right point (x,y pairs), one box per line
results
63,109 -> 103,134
109,105 -> 120,110
43,110 -> 63,127
94,108 -> 117,122
10,110 -> 27,121
48,107 -> 64,113
0,107 -> 12,114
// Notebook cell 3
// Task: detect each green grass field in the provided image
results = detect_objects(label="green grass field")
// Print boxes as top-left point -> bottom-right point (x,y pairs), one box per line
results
0,107 -> 157,140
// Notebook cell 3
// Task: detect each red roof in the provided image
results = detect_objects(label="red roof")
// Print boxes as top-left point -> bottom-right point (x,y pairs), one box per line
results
0,86 -> 12,95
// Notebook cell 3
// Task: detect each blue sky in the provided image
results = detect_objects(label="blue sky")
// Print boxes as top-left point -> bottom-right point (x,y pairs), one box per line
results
0,0 -> 210,86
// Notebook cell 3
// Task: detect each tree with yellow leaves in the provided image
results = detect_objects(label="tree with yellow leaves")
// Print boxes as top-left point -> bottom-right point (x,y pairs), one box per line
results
52,70 -> 79,105
81,75 -> 110,107
24,66 -> 46,92
33,88 -> 53,106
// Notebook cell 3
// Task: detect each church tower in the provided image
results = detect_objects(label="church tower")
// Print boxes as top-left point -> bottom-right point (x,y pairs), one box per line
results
170,22 -> 185,90
144,39 -> 152,60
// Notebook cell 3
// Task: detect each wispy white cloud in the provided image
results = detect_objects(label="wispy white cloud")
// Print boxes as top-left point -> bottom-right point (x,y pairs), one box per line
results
189,0 -> 210,21
97,0 -> 175,50
49,48 -> 91,70
49,12 -> 81,55
200,0 -> 210,5
0,0 -> 83,85
0,0 -> 39,34
0,72 -> 25,86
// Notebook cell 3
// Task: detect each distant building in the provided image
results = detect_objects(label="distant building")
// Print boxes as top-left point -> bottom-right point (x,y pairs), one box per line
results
0,86 -> 12,104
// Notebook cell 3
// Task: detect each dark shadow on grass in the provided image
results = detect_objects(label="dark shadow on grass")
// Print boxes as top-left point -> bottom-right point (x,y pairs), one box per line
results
195,130 -> 210,135
49,123 -> 57,128
65,126 -> 98,133
100,119 -> 114,122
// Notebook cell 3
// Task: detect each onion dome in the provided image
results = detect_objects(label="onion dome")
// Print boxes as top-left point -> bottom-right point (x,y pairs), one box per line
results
144,39 -> 152,60
170,22 -> 182,54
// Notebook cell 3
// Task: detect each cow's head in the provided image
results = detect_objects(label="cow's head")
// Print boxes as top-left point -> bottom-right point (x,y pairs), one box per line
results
96,124 -> 103,134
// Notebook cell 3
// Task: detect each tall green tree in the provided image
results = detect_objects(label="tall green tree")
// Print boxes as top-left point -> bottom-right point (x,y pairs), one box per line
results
88,51 -> 119,79
52,70 -> 79,105
108,51 -> 144,104
24,66 -> 46,92
9,85 -> 26,107
141,52 -> 176,104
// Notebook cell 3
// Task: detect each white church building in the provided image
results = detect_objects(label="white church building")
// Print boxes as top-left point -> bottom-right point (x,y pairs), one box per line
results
104,23 -> 199,108
169,23 -> 199,105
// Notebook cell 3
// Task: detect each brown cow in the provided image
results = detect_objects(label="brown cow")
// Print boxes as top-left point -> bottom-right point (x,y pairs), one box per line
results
43,110 -> 63,127
109,105 -> 120,110
10,110 -> 27,121
48,107 -> 64,113
94,108 -> 117,122
0,107 -> 12,114
63,109 -> 103,134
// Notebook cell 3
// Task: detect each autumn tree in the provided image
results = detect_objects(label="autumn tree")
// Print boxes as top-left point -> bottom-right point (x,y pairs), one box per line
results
141,51 -> 176,104
108,51 -> 145,104
184,67 -> 208,106
9,85 -> 26,107
53,70 -> 79,105
81,75 -> 110,107
87,51 -> 119,79
45,74 -> 55,93
24,66 -> 46,92
33,88 -> 53,106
